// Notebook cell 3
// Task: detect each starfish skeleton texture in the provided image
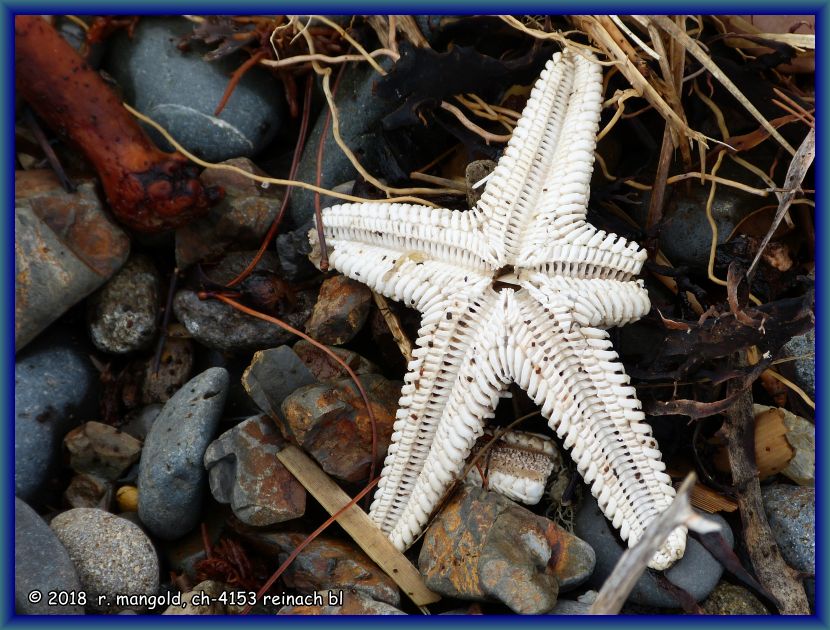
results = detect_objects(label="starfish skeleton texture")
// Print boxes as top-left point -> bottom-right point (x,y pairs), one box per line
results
309,47 -> 687,570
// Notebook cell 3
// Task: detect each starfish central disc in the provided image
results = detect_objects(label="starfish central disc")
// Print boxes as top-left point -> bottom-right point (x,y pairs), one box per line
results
309,47 -> 687,570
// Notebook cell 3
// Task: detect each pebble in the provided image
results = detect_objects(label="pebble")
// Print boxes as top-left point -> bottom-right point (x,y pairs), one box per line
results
63,421 -> 143,480
87,254 -> 160,354
286,58 -> 394,226
64,473 -> 113,510
241,346 -> 317,420
173,252 -> 315,353
781,328 -> 815,400
176,158 -> 282,268
15,169 -> 130,350
305,275 -> 373,345
701,582 -> 770,615
761,485 -> 814,574
241,531 -> 400,606
15,329 -> 99,502
137,328 -> 195,405
293,339 -> 378,381
574,495 -> 734,608
50,508 -> 159,612
419,485 -> 595,614
116,485 -> 139,512
104,17 -> 283,162
280,374 -> 400,483
275,220 -> 318,282
640,182 -> 758,267
15,498 -> 84,615
278,590 -> 406,615
204,415 -> 306,526
122,404 -> 163,441
138,368 -> 229,540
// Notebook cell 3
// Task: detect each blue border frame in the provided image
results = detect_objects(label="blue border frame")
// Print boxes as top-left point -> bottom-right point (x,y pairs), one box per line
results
5,2 -> 827,627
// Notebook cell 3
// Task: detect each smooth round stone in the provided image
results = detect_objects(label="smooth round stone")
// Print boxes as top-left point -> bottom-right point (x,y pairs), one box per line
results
138,368 -> 229,539
15,329 -> 99,502
50,508 -> 159,612
574,495 -> 734,608
104,17 -> 283,162
15,498 -> 84,615
761,485 -> 815,573
87,255 -> 160,354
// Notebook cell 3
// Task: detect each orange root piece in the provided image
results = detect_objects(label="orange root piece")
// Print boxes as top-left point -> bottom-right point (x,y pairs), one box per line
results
15,16 -> 222,233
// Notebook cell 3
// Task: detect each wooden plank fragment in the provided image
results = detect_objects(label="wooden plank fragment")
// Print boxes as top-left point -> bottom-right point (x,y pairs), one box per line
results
276,444 -> 441,606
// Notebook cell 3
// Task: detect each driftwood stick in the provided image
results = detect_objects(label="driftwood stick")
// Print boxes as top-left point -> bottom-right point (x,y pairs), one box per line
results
590,473 -> 722,614
721,350 -> 810,614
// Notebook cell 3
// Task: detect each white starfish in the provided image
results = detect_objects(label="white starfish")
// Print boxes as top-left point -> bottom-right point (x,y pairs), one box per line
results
309,47 -> 686,570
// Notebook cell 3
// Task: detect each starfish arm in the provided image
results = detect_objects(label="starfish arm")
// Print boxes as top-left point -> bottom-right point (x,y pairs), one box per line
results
519,229 -> 649,283
474,49 -> 603,264
369,291 -> 511,549
313,202 -> 493,275
518,272 -> 651,328
506,290 -> 686,570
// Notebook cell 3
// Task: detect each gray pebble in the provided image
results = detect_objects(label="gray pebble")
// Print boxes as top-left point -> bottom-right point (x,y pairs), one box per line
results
104,17 -> 283,162
50,508 -> 159,612
15,329 -> 99,502
173,288 -> 315,354
15,498 -> 84,615
138,368 -> 229,539
87,255 -> 160,354
574,495 -> 733,608
122,404 -> 163,441
242,346 -> 317,419
781,329 -> 815,400
761,485 -> 814,574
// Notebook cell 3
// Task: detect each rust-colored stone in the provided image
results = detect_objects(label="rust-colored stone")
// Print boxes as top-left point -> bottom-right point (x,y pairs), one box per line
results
419,485 -> 595,614
292,339 -> 378,382
240,531 -> 400,606
204,415 -> 305,527
305,274 -> 372,345
176,158 -> 283,268
15,170 -> 130,350
279,375 -> 400,483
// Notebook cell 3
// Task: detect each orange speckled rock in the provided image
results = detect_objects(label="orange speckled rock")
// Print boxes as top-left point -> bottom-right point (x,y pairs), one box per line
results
305,275 -> 372,345
419,485 -> 595,614
280,375 -> 400,483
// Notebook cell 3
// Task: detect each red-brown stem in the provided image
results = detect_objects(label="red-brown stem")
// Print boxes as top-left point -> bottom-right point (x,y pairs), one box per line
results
15,16 -> 222,233
214,50 -> 267,116
226,74 -> 314,288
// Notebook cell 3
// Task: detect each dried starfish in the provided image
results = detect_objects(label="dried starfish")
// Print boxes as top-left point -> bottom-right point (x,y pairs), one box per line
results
309,47 -> 686,570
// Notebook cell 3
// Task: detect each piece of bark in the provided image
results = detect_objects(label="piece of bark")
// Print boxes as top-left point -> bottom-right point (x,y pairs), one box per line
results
15,16 -> 222,233
722,351 -> 809,614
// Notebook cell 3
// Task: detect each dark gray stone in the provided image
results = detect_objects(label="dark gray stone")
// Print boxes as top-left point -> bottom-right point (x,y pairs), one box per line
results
275,220 -> 318,282
761,485 -> 814,574
122,404 -> 163,441
15,329 -> 99,502
574,495 -> 734,608
781,329 -> 815,400
15,498 -> 84,615
242,346 -> 317,419
287,58 -> 394,227
51,508 -> 159,612
138,368 -> 229,539
87,255 -> 160,354
104,17 -> 283,162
